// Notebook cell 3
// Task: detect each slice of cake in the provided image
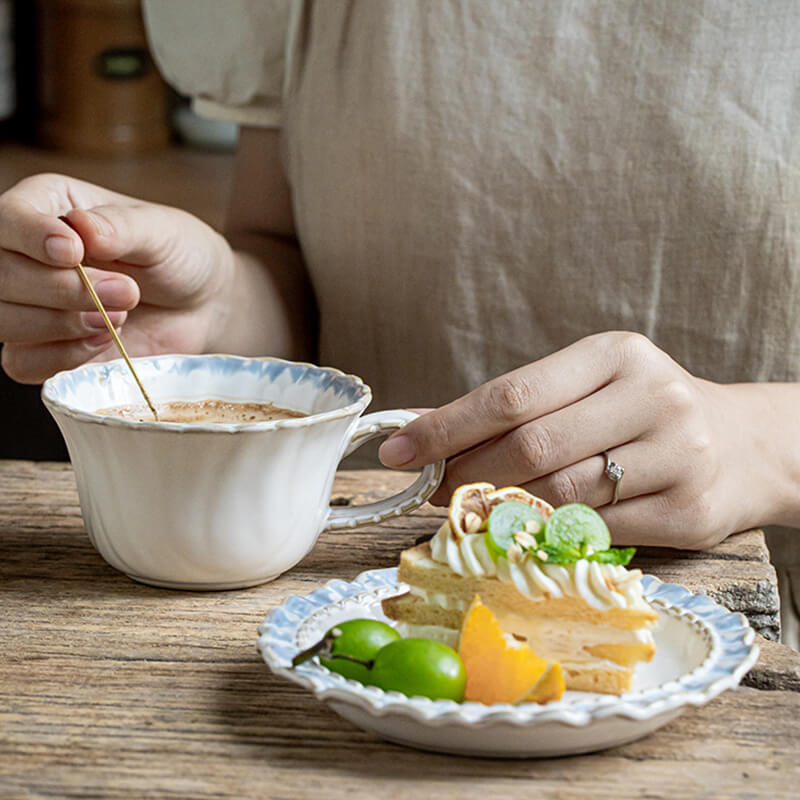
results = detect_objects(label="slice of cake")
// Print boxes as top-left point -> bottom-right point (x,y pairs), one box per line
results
382,483 -> 657,694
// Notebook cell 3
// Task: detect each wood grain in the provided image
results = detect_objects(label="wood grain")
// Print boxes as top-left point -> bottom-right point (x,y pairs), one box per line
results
1,460 -> 798,799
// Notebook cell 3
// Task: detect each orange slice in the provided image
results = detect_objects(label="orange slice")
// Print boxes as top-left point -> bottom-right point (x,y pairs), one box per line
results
448,482 -> 495,538
522,661 -> 565,704
586,640 -> 656,667
458,595 -> 563,704
485,486 -> 555,522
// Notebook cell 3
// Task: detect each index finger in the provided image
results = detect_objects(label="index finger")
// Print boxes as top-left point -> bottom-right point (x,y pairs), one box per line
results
0,196 -> 84,266
378,333 -> 628,469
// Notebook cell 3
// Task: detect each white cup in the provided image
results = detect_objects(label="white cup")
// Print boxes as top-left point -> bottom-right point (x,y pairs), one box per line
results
42,354 -> 444,590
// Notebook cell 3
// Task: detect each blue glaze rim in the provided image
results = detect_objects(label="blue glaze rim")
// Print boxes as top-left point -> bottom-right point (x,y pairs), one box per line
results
257,568 -> 759,728
41,354 -> 372,433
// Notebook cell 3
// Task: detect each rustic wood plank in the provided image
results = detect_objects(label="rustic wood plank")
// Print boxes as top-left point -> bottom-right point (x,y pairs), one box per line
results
1,668 -> 798,797
1,460 -> 797,798
744,635 -> 800,692
634,546 -> 780,640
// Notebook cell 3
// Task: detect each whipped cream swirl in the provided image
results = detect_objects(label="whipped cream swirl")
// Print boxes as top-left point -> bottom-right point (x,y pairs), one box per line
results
429,521 -> 648,611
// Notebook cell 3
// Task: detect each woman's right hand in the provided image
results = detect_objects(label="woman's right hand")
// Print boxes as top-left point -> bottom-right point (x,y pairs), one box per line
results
0,173 -> 234,384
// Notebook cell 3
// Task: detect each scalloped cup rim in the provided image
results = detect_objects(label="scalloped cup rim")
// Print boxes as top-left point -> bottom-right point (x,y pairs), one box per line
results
257,569 -> 760,730
41,353 -> 372,433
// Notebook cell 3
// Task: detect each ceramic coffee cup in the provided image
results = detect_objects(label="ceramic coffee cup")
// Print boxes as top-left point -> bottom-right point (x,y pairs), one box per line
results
42,354 -> 444,590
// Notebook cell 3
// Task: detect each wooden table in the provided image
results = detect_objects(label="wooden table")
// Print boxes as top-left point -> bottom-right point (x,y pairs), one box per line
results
1,461 -> 799,798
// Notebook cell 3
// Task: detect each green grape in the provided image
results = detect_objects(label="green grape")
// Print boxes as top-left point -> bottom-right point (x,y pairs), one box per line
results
319,619 -> 400,683
544,503 -> 611,553
367,638 -> 466,702
485,501 -> 545,559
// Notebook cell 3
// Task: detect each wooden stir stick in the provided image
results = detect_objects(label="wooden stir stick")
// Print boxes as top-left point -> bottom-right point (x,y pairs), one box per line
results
59,215 -> 159,421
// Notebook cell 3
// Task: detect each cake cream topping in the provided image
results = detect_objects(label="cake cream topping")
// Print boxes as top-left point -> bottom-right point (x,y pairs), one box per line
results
407,585 -> 468,611
430,521 -> 648,611
431,521 -> 497,576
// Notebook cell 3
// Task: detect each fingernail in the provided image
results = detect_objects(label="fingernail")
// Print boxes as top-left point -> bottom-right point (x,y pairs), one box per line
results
44,235 -> 76,264
85,210 -> 113,236
85,332 -> 113,348
83,311 -> 126,331
379,434 -> 416,467
95,278 -> 132,308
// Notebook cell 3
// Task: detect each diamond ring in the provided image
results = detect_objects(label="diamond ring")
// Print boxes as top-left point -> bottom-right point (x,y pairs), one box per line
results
603,451 -> 624,505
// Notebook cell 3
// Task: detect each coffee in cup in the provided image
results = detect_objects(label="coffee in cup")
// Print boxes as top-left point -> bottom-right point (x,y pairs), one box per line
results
96,399 -> 306,424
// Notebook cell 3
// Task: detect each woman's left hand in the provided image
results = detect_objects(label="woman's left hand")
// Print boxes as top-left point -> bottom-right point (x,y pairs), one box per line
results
378,332 -> 792,549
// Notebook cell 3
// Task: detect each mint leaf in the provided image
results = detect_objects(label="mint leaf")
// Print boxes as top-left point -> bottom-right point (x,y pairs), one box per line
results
523,542 -> 636,566
586,547 -> 636,566
532,543 -> 582,564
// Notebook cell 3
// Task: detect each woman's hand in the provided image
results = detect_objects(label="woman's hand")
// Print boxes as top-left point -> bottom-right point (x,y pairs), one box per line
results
379,332 -> 795,549
0,173 -> 233,384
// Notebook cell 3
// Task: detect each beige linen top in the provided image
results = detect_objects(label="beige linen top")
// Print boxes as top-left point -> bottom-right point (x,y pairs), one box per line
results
144,1 -> 800,638
145,0 -> 800,410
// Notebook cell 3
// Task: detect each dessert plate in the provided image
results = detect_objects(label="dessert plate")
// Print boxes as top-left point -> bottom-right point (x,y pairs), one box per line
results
257,568 -> 758,757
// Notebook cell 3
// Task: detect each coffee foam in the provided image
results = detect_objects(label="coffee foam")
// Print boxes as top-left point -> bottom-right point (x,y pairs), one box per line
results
96,399 -> 306,424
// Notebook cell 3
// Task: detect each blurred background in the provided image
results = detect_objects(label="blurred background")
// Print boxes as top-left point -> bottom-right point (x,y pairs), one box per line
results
0,0 -> 238,460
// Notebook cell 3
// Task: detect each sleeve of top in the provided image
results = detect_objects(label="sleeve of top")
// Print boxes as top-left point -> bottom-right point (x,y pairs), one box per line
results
142,0 -> 291,128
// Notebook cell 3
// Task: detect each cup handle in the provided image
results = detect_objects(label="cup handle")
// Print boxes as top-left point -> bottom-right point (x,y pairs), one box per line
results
323,410 -> 445,530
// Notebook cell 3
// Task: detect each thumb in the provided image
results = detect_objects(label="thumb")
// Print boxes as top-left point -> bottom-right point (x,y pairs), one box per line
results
62,205 -> 178,267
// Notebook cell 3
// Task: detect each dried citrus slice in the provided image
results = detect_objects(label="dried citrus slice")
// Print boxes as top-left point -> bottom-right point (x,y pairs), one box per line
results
448,482 -> 495,538
458,595 -> 556,704
486,486 -> 554,521
521,661 -> 565,705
